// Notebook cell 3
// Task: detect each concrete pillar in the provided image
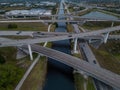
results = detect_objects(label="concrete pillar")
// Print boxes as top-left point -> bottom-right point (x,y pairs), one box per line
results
73,38 -> 78,53
88,39 -> 92,43
48,24 -> 52,32
11,16 -> 14,19
24,16 -> 26,19
52,16 -> 53,20
83,74 -> 88,79
38,16 -> 41,19
28,44 -> 33,60
104,32 -> 109,43
111,22 -> 114,27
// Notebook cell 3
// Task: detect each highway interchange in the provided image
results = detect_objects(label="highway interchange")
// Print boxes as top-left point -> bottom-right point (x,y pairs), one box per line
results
0,0 -> 120,89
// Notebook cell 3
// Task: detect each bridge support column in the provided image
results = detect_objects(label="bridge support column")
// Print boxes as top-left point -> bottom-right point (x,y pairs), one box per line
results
11,16 -> 14,19
88,39 -> 92,43
73,38 -> 78,53
111,22 -> 114,27
28,44 -> 33,60
52,16 -> 55,20
104,32 -> 109,43
24,16 -> 26,19
73,70 -> 88,79
38,16 -> 41,19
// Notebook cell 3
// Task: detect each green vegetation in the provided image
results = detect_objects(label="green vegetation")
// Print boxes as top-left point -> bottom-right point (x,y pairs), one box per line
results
72,53 -> 82,59
1,6 -> 31,11
46,42 -> 52,48
74,73 -> 85,90
87,78 -> 95,90
103,40 -> 120,61
0,55 -> 5,64
54,22 -> 58,28
52,7 -> 57,15
48,23 -> 56,32
0,47 -> 27,90
0,64 -> 24,90
103,9 -> 120,14
21,56 -> 47,90
91,41 -> 120,74
79,7 -> 85,11
68,6 -> 74,12
0,22 -> 48,31
67,23 -> 74,32
82,21 -> 120,30
8,23 -> 18,29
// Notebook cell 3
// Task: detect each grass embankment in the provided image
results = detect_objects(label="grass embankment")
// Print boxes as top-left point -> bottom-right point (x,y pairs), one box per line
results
91,40 -> 120,74
50,23 -> 56,32
74,73 -> 84,90
77,9 -> 93,16
87,78 -> 95,90
0,47 -> 33,90
20,56 -> 47,90
82,21 -> 120,30
0,6 -> 31,11
68,6 -> 74,12
97,9 -> 120,18
0,22 -> 48,31
67,23 -> 74,32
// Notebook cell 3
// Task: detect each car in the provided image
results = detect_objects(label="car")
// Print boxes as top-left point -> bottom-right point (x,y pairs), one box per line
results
36,32 -> 41,34
40,33 -> 45,35
93,60 -> 96,64
16,31 -> 22,34
68,35 -> 72,37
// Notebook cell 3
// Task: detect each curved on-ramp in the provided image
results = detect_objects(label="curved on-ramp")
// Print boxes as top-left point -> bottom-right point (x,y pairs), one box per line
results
21,44 -> 120,89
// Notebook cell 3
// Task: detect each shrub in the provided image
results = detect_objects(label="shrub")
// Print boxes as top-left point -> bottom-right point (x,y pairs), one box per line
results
0,55 -> 5,64
8,23 -> 18,29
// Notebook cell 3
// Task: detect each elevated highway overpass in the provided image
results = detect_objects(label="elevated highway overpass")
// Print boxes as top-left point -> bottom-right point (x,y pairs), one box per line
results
21,44 -> 120,89
0,31 -> 69,36
0,19 -> 120,24
108,35 -> 120,40
0,25 -> 120,47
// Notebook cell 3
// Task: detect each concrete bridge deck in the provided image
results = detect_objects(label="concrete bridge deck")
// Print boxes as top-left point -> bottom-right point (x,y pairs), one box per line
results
21,44 -> 120,89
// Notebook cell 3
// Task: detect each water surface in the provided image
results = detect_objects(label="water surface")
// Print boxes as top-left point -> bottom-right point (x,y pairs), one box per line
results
80,11 -> 118,20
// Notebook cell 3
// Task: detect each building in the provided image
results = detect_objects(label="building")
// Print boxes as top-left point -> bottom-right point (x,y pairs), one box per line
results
5,9 -> 52,18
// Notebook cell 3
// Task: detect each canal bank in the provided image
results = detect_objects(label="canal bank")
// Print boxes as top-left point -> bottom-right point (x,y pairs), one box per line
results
43,0 -> 75,90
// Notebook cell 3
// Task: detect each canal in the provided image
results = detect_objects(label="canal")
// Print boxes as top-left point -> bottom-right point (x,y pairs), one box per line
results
80,11 -> 118,20
43,0 -> 75,90
43,2 -> 119,90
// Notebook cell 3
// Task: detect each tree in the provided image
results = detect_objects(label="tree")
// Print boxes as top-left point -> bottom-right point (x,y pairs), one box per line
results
8,23 -> 18,29
0,64 -> 24,89
0,55 -> 5,64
